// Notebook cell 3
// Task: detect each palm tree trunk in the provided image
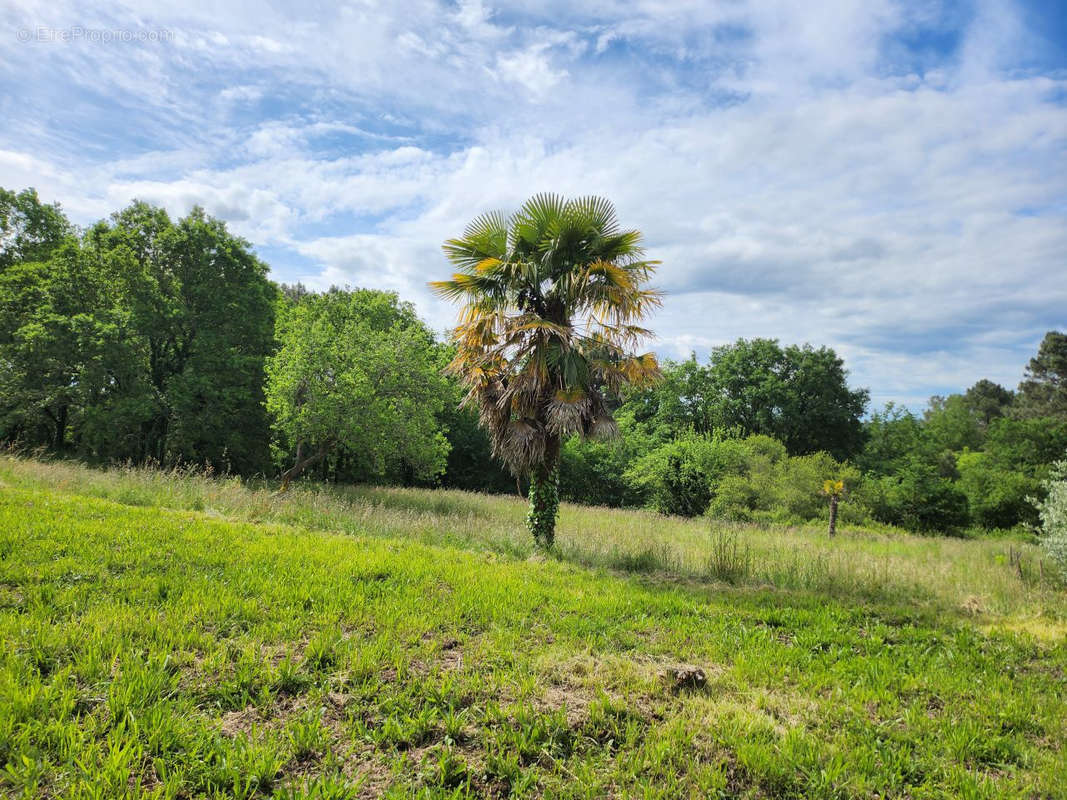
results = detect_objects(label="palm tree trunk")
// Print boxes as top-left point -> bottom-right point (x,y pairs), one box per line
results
527,462 -> 560,548
828,494 -> 839,538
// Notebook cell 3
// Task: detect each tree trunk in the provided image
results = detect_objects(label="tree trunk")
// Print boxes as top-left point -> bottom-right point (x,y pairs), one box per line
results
828,494 -> 839,538
527,462 -> 560,548
280,441 -> 330,491
43,405 -> 68,453
53,404 -> 68,452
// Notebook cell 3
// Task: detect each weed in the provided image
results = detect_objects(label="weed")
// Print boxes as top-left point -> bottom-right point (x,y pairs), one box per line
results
705,529 -> 754,584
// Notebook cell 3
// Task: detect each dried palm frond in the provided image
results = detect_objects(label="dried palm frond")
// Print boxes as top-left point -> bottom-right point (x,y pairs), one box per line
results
431,194 -> 662,477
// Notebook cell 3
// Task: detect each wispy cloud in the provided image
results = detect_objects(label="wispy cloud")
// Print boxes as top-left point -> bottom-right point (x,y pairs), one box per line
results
1,0 -> 1064,408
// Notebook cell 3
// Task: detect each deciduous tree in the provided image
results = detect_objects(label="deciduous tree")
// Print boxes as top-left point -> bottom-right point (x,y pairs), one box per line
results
87,203 -> 277,472
0,187 -> 75,271
703,338 -> 869,459
266,289 -> 450,490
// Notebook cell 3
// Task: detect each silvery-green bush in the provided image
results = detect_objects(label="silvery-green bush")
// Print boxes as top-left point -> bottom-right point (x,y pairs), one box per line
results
1037,459 -> 1067,580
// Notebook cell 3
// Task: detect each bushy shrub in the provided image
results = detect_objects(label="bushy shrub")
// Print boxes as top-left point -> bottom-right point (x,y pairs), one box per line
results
707,474 -> 760,521
626,431 -> 868,526
956,450 -> 1040,529
1036,459 -> 1067,579
624,433 -> 767,516
624,434 -> 719,516
702,442 -> 865,526
869,458 -> 970,534
739,434 -> 789,465
774,452 -> 860,521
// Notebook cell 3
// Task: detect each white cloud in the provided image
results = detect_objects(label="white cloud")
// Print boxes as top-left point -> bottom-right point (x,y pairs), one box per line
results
217,84 -> 264,104
497,41 -> 570,95
0,0 -> 1064,407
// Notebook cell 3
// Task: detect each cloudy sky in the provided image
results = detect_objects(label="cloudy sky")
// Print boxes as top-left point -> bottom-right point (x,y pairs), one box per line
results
1,0 -> 1064,408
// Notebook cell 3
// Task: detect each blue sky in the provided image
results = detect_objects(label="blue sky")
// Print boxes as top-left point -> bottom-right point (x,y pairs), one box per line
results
1,0 -> 1065,409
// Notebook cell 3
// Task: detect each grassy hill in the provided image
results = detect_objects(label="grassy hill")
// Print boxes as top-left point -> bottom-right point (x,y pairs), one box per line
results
0,457 -> 1065,798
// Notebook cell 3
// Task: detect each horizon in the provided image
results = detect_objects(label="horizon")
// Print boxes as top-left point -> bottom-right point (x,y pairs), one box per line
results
2,0 -> 1064,409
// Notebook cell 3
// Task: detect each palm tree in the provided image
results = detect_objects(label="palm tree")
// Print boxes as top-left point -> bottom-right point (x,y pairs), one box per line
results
431,194 -> 662,546
822,479 -> 845,537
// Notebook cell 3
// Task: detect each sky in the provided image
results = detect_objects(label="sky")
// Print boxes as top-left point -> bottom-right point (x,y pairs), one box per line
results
1,0 -> 1065,410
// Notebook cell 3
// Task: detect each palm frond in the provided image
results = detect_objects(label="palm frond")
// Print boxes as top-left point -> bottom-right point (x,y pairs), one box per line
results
429,273 -> 506,302
587,415 -> 620,441
431,193 -> 663,477
546,388 -> 590,436
462,209 -> 510,242
566,195 -> 620,237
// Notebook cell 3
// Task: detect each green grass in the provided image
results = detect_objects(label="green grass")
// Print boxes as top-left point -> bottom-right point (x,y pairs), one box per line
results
1,456 -> 1062,623
1,457 -> 1066,797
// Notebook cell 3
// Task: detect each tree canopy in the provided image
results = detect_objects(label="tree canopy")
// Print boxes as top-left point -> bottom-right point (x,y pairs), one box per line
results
0,187 -> 75,270
627,339 -> 869,460
1015,331 -> 1067,420
266,289 -> 450,489
84,203 -> 278,472
0,194 -> 277,472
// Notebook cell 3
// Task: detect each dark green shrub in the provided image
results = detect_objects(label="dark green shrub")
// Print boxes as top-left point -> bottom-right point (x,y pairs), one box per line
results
624,434 -> 720,516
870,459 -> 970,534
559,437 -> 641,507
956,450 -> 1040,528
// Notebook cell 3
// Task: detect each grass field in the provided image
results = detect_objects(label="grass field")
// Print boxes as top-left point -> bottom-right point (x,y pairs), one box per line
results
1,457 -> 1065,798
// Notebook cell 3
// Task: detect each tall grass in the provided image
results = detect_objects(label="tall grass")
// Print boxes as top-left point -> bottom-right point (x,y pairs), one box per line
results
705,530 -> 753,584
1,455 -> 1063,624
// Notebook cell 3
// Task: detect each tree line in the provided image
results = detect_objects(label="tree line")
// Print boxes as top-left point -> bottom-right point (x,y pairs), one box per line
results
2,187 -> 1065,537
556,336 -> 1067,535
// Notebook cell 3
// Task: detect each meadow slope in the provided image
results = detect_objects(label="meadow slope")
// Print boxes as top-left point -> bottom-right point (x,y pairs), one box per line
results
0,460 -> 1065,798
1,457 -> 1064,624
